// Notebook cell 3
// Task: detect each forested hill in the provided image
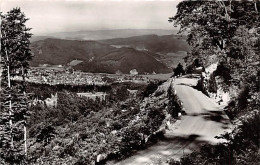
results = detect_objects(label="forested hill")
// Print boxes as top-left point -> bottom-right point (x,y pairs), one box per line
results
30,38 -> 171,74
99,34 -> 190,54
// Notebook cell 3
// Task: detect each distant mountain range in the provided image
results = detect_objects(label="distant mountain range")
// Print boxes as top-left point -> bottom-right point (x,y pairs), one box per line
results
30,30 -> 190,74
100,34 -> 190,54
30,38 -> 171,74
31,29 -> 178,42
100,34 -> 190,68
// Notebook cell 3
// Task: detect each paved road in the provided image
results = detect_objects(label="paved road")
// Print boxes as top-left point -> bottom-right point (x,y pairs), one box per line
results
112,77 -> 232,165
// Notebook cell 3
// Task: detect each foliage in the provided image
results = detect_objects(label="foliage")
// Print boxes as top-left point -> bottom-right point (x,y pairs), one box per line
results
171,0 -> 259,114
26,81 -> 112,100
170,1 -> 259,52
0,7 -> 32,164
141,80 -> 165,98
170,0 -> 260,82
173,63 -> 185,77
185,58 -> 204,74
36,125 -> 56,146
167,83 -> 182,117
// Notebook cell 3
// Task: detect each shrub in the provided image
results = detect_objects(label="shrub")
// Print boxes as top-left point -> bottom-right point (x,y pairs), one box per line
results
173,63 -> 185,77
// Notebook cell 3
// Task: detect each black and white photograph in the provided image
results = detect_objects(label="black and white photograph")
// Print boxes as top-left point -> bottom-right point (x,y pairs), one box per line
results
0,0 -> 259,164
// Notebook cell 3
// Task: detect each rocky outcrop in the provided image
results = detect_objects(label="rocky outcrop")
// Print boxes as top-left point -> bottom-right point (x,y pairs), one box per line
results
200,63 -> 232,107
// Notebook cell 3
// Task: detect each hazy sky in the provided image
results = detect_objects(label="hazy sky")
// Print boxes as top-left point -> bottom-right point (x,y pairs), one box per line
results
1,0 -> 180,35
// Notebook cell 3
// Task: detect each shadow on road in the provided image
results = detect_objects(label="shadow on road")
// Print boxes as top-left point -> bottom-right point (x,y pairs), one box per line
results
185,110 -> 230,126
114,134 -> 208,165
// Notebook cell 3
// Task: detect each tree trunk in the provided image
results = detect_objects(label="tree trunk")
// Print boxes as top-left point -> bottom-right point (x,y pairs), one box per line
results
24,124 -> 27,156
22,66 -> 27,156
254,0 -> 258,13
5,47 -> 14,148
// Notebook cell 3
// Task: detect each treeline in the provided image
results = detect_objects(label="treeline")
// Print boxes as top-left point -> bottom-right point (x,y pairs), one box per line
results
25,81 -> 112,100
25,80 -> 153,100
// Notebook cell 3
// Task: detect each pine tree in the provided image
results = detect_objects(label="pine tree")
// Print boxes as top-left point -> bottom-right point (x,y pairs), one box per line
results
0,8 -> 32,164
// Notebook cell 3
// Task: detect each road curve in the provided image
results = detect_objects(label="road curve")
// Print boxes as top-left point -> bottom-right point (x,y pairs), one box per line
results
112,77 -> 232,165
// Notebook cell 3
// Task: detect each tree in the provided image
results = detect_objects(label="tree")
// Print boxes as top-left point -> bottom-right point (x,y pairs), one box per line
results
36,125 -> 56,146
0,8 -> 32,164
169,1 -> 260,61
173,63 -> 185,77
170,0 -> 260,88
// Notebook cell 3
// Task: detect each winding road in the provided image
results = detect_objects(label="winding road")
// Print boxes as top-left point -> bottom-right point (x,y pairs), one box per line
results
111,76 -> 232,165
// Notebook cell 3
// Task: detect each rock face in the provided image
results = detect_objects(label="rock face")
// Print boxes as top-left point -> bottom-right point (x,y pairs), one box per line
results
202,63 -> 233,107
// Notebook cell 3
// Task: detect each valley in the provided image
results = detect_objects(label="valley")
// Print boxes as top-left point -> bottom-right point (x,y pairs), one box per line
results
30,33 -> 190,74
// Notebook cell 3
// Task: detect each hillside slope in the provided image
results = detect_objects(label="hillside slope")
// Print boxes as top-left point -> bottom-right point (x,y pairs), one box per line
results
100,34 -> 190,68
74,47 -> 170,74
30,38 -> 114,66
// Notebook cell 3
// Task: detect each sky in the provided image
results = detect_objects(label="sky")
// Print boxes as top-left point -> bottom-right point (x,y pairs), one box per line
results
1,0 -> 181,35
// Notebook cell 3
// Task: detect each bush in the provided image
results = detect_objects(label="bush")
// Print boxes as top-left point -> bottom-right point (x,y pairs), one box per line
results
173,63 -> 185,77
